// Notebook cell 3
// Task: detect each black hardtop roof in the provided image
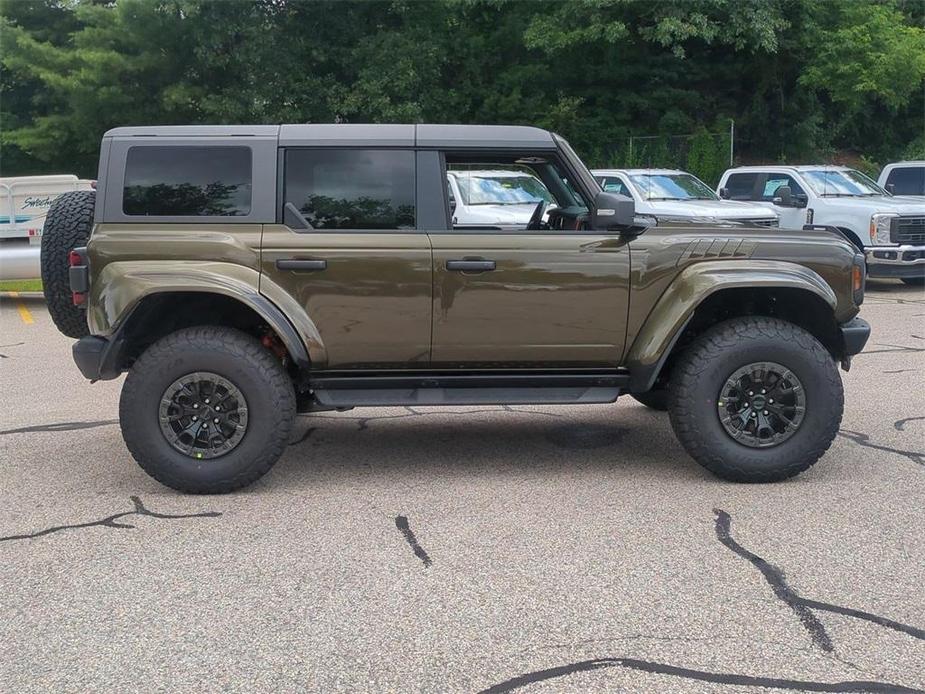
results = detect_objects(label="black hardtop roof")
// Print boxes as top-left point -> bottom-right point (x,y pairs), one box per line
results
102,123 -> 558,149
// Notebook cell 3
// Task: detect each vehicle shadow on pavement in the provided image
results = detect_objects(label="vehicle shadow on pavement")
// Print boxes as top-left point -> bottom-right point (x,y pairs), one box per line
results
269,406 -> 718,486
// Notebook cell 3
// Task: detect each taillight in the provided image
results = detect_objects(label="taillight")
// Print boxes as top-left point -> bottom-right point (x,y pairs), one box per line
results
69,248 -> 89,307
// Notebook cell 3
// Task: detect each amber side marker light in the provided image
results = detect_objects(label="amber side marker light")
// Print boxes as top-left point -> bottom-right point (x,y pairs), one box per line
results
852,265 -> 863,292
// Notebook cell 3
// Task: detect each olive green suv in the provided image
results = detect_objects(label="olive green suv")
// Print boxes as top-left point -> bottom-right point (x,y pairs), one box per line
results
40,124 -> 870,493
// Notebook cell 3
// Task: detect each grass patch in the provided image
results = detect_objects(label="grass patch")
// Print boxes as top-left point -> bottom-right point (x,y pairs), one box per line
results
0,279 -> 43,292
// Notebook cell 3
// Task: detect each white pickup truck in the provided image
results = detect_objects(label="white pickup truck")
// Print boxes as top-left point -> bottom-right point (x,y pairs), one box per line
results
591,169 -> 779,227
717,165 -> 925,285
446,168 -> 555,227
0,175 -> 95,281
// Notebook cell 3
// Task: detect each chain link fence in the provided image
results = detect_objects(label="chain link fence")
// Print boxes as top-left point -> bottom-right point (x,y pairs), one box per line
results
596,123 -> 735,187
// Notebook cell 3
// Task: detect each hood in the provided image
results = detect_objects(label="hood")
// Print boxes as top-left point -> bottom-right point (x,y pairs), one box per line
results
817,195 -> 925,215
636,198 -> 778,220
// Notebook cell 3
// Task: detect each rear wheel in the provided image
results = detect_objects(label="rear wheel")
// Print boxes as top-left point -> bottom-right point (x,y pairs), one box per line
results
631,390 -> 668,411
900,276 -> 924,287
668,317 -> 843,483
120,326 -> 296,493
40,190 -> 95,338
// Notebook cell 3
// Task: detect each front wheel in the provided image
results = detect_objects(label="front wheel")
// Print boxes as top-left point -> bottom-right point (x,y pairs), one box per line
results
667,317 -> 843,483
120,326 -> 296,493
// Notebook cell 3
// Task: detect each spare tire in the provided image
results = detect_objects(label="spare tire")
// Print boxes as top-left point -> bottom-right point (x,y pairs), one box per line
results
40,190 -> 95,338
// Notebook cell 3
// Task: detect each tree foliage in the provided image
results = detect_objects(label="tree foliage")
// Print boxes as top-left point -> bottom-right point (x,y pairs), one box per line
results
1,0 -> 923,181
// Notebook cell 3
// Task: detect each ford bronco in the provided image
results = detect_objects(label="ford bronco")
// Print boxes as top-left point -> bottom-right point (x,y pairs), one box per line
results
41,124 -> 870,493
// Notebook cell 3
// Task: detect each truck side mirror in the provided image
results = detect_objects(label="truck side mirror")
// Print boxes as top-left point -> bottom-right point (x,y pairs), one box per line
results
773,186 -> 793,207
592,191 -> 635,230
718,187 -> 730,199
886,183 -> 895,195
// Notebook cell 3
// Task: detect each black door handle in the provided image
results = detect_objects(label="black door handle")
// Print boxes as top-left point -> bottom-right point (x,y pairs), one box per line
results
446,259 -> 496,272
276,259 -> 327,271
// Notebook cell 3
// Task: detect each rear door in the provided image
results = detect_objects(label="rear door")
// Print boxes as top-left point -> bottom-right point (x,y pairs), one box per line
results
260,147 -> 432,369
426,152 -> 630,367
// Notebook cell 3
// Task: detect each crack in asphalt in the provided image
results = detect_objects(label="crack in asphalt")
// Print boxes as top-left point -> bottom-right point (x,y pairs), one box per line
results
714,508 -> 834,652
863,343 -> 925,355
837,429 -> 925,466
883,368 -> 919,374
894,416 -> 925,432
305,405 -> 563,432
288,426 -> 318,446
714,509 -> 925,650
476,657 -> 924,693
394,515 -> 432,567
0,496 -> 221,543
0,419 -> 118,436
0,341 -> 25,358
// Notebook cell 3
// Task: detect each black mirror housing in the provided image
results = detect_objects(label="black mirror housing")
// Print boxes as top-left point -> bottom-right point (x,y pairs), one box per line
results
773,185 -> 793,206
592,191 -> 635,230
718,187 -> 730,199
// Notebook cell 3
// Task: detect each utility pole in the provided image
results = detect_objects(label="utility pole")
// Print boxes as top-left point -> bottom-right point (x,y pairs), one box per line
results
729,119 -> 735,167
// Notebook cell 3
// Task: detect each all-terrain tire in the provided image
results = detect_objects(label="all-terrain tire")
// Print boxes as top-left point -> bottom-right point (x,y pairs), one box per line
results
667,317 -> 843,483
40,190 -> 96,338
119,326 -> 296,494
900,276 -> 924,287
631,390 -> 669,411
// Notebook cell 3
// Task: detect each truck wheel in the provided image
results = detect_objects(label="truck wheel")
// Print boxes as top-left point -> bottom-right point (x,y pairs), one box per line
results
900,276 -> 924,287
119,326 -> 296,493
40,190 -> 95,339
631,390 -> 668,411
668,317 -> 843,483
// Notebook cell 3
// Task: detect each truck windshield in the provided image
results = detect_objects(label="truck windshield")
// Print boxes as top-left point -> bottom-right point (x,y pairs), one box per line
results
628,173 -> 718,201
452,171 -> 554,206
802,169 -> 888,197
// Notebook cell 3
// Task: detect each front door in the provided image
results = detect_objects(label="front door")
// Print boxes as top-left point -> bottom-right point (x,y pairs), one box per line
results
260,148 -> 432,369
429,155 -> 630,367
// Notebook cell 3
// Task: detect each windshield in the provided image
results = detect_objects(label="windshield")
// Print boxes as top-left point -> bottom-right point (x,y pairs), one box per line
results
628,173 -> 718,201
802,169 -> 888,197
452,171 -> 554,206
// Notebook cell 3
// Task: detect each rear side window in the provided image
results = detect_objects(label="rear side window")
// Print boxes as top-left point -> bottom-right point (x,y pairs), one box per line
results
725,173 -> 759,200
284,149 -> 415,229
123,146 -> 252,216
886,166 -> 925,195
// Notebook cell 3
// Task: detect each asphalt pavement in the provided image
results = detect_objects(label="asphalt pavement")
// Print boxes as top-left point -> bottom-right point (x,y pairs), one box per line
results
1,281 -> 923,693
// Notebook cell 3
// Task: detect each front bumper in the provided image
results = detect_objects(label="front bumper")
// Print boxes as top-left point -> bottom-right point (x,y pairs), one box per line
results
72,335 -> 124,381
865,245 -> 925,279
840,317 -> 871,357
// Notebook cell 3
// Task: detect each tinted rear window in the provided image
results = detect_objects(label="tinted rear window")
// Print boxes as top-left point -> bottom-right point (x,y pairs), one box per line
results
284,149 -> 415,229
886,166 -> 925,195
123,146 -> 252,216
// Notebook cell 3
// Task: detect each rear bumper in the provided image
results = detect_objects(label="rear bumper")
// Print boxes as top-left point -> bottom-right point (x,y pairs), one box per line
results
72,335 -> 123,381
866,245 -> 925,279
840,317 -> 871,356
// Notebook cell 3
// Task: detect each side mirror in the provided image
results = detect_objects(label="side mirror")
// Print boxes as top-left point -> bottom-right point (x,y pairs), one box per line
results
718,187 -> 730,199
773,186 -> 793,207
592,191 -> 635,230
886,183 -> 895,195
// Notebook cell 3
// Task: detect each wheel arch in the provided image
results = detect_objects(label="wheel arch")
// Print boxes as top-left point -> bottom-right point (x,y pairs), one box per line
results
625,260 -> 841,392
102,290 -> 313,381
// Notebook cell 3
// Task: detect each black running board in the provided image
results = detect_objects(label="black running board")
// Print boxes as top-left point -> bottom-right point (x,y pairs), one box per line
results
308,371 -> 627,407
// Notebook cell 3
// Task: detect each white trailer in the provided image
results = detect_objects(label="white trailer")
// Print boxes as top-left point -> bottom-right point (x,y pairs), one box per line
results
0,175 -> 94,281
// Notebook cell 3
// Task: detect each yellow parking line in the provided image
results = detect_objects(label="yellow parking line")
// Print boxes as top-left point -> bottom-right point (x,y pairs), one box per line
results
8,291 -> 34,325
